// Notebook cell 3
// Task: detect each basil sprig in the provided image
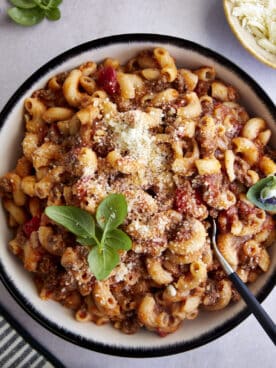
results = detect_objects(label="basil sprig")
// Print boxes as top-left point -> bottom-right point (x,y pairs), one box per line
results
45,194 -> 132,280
7,0 -> 62,26
247,175 -> 276,213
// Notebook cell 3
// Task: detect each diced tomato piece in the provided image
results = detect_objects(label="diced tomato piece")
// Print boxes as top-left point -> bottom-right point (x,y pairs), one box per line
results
97,66 -> 119,95
23,216 -> 40,238
156,328 -> 168,337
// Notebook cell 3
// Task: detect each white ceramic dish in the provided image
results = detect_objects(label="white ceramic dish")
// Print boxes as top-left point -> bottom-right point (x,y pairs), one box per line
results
0,34 -> 275,357
223,0 -> 276,69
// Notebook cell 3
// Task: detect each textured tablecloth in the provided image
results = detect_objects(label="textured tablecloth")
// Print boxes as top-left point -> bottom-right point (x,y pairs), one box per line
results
0,1 -> 275,367
0,305 -> 59,368
0,314 -> 48,368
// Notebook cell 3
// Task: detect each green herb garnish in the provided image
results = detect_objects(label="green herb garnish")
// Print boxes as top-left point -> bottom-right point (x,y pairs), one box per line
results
45,194 -> 132,280
247,175 -> 276,213
7,0 -> 62,27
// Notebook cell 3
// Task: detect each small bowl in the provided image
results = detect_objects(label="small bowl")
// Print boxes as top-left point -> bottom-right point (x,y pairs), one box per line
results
0,34 -> 275,357
223,0 -> 276,69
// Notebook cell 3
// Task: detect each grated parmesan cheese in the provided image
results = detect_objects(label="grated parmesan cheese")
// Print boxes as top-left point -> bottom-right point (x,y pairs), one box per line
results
166,284 -> 177,297
114,263 -> 128,282
82,166 -> 96,177
107,110 -> 155,165
230,0 -> 276,54
106,110 -> 169,187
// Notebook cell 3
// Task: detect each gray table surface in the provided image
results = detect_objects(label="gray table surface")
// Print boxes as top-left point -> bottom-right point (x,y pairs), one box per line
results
0,0 -> 275,367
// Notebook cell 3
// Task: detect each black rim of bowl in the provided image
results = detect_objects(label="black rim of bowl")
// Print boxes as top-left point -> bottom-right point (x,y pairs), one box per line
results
0,34 -> 275,358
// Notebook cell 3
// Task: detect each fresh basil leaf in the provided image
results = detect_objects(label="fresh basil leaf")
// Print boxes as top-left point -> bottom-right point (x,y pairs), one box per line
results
33,0 -> 47,8
76,237 -> 97,247
34,0 -> 61,10
10,0 -> 37,9
33,0 -> 45,8
45,7 -> 60,20
47,0 -> 62,8
95,226 -> 103,241
7,6 -> 44,26
105,229 -> 132,251
88,245 -> 119,280
45,206 -> 95,238
247,175 -> 276,212
96,194 -> 128,231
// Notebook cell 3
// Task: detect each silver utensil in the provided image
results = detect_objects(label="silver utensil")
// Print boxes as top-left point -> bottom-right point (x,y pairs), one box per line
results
211,218 -> 276,345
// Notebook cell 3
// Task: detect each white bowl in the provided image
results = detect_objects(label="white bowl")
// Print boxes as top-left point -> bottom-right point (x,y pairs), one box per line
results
0,34 -> 275,357
223,0 -> 276,69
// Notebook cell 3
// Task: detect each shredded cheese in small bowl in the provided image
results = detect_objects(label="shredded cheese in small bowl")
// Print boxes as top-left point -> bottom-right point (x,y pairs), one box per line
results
224,0 -> 276,68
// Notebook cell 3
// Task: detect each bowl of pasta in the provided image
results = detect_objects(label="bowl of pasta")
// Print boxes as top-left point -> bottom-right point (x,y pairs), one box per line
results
0,34 -> 275,357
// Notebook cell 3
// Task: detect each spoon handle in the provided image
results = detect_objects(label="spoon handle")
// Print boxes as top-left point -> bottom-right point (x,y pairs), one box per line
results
228,272 -> 276,345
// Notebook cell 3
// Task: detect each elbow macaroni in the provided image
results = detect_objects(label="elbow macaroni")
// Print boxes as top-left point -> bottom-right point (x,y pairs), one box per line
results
0,47 -> 275,337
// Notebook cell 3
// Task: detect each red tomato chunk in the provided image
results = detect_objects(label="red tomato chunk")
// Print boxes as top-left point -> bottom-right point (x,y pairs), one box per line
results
97,66 -> 119,95
23,216 -> 40,238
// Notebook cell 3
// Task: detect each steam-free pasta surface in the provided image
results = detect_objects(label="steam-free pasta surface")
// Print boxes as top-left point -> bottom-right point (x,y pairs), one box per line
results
1,48 -> 275,336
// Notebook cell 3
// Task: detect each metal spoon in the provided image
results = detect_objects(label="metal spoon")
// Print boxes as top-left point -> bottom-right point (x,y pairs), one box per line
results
211,218 -> 276,345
